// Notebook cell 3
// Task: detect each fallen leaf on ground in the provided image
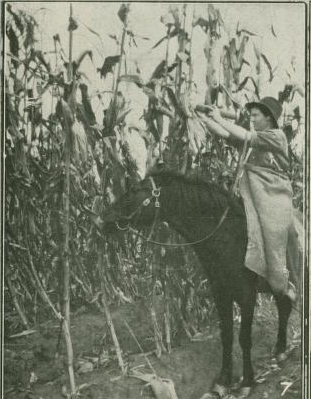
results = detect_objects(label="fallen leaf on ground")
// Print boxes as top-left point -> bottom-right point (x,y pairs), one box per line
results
77,361 -> 93,374
130,370 -> 178,399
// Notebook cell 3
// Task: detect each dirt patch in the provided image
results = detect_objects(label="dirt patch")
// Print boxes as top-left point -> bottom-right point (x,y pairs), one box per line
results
3,296 -> 301,399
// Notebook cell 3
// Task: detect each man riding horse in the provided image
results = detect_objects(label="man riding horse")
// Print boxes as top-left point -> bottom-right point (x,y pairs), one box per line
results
205,97 -> 301,303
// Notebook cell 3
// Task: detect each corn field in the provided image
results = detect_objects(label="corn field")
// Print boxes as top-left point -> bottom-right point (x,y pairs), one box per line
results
3,3 -> 305,398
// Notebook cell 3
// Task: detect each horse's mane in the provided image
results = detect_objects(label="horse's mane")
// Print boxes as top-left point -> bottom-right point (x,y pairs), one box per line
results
148,169 -> 230,196
148,169 -> 244,216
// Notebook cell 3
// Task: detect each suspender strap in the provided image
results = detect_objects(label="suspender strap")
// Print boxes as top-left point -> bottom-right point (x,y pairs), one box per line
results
231,136 -> 252,197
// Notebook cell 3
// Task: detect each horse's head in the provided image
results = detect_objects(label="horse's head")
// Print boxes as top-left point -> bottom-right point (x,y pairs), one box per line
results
102,176 -> 162,233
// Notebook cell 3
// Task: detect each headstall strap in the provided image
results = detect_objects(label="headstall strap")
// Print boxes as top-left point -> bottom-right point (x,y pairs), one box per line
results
149,176 -> 161,208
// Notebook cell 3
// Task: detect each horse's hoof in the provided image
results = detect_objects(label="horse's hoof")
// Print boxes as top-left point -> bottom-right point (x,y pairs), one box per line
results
212,383 -> 230,398
236,386 -> 252,398
276,352 -> 288,363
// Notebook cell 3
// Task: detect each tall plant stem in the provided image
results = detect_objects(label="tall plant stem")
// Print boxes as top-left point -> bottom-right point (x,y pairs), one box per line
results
176,4 -> 187,97
67,4 -> 74,82
26,245 -> 76,395
100,252 -> 125,374
188,5 -> 195,89
63,2 -> 74,328
163,26 -> 171,92
59,3 -> 76,396
111,16 -> 128,111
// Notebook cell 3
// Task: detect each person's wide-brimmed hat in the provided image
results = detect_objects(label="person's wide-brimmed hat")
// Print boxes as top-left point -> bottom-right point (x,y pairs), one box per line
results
246,97 -> 283,128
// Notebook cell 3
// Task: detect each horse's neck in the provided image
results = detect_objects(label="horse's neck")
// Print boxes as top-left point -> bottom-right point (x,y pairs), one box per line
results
160,179 -> 224,242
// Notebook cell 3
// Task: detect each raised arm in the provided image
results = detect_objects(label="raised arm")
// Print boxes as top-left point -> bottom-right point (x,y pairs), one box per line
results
208,107 -> 251,141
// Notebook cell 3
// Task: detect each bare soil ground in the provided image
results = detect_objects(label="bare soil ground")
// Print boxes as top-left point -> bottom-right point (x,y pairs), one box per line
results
3,296 -> 301,399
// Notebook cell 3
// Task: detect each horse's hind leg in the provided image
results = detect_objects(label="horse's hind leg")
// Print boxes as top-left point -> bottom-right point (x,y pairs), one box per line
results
274,294 -> 292,361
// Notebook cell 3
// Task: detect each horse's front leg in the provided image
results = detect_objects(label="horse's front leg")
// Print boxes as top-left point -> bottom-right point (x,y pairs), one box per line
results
237,286 -> 256,396
273,294 -> 292,362
212,294 -> 233,396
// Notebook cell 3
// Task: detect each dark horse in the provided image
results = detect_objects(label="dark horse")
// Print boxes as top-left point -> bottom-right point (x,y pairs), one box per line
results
101,170 -> 292,397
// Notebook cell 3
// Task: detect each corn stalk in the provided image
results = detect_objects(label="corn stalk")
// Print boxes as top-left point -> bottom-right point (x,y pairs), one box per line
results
176,4 -> 187,97
100,252 -> 125,373
59,4 -> 77,396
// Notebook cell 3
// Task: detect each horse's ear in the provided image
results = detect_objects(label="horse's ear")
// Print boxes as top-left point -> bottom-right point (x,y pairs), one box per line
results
147,159 -> 166,176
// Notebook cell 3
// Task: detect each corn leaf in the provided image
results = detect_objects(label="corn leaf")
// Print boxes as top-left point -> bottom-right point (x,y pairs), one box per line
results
97,55 -> 120,78
236,76 -> 259,99
260,53 -> 274,82
152,27 -> 181,49
118,74 -> 145,88
7,4 -> 24,35
193,17 -> 209,32
6,26 -> 19,68
79,84 -> 97,126
150,60 -> 178,80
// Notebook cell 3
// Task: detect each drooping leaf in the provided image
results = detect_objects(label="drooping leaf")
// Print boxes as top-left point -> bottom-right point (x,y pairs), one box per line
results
150,60 -> 178,80
77,19 -> 105,47
108,34 -> 119,44
126,30 -> 149,42
23,17 -> 38,48
164,86 -> 179,112
6,25 -> 19,68
271,25 -> 277,38
278,85 -> 293,103
118,74 -> 145,88
236,76 -> 259,99
253,43 -> 261,74
135,61 -> 141,74
56,98 -> 74,127
236,22 -> 257,36
34,50 -> 51,72
97,55 -> 120,78
71,50 -> 93,74
152,27 -> 181,49
216,9 -> 225,26
260,53 -> 274,82
118,3 -> 130,24
142,86 -> 157,100
116,108 -> 132,125
193,17 -> 209,32
293,106 -> 300,121
242,58 -> 251,67
7,4 -> 24,35
237,36 -> 249,66
79,83 -> 97,126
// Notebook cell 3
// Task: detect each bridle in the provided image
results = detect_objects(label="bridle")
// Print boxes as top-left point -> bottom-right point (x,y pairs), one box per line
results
115,177 -> 161,237
115,176 -> 229,247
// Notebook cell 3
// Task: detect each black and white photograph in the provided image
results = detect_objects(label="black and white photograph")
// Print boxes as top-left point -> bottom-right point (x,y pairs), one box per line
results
1,2 -> 309,398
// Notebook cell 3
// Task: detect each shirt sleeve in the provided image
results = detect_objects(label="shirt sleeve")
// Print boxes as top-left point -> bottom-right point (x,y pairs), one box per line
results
249,129 -> 288,155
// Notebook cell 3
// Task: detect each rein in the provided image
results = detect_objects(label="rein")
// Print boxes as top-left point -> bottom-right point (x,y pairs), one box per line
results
128,207 -> 230,247
116,137 -> 250,247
